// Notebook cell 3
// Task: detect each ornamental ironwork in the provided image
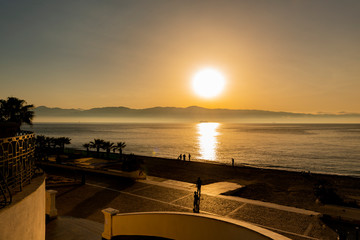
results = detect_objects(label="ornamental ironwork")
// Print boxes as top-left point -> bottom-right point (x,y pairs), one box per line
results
0,131 -> 35,207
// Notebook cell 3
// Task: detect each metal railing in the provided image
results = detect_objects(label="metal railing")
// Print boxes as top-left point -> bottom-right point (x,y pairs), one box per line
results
0,131 -> 35,207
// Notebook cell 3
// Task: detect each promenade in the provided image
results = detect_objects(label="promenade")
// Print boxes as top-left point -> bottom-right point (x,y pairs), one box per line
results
44,164 -> 338,240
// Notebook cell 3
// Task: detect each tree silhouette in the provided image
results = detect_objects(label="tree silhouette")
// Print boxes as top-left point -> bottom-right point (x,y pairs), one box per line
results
35,135 -> 71,160
83,143 -> 90,156
0,97 -> 34,129
116,142 -> 126,160
45,137 -> 54,149
101,141 -> 114,158
35,135 -> 46,149
35,135 -> 47,161
90,139 -> 105,157
57,137 -> 71,153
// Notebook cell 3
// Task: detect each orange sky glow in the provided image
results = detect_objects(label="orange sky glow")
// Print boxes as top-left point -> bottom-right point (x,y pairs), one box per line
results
1,1 -> 360,114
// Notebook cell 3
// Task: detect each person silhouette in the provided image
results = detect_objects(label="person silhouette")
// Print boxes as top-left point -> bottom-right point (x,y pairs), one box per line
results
183,154 -> 186,161
193,191 -> 200,213
188,153 -> 191,161
232,158 -> 234,167
196,177 -> 202,196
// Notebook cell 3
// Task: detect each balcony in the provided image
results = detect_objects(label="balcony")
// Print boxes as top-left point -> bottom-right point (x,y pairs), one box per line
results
0,131 -> 36,207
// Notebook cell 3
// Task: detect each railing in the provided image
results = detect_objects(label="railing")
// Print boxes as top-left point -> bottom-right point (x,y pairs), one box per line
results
0,131 -> 36,207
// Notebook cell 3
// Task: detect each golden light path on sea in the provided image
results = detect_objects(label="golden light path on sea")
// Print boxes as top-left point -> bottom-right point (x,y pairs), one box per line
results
197,122 -> 220,161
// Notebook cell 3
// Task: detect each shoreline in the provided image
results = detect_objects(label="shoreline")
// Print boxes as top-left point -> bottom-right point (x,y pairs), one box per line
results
134,153 -> 360,182
70,148 -> 360,179
123,154 -> 360,212
119,151 -> 360,180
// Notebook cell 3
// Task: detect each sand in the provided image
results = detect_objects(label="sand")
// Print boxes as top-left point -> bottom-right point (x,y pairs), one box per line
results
117,154 -> 360,212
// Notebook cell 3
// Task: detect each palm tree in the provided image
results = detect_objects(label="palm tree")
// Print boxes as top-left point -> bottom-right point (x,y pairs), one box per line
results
0,97 -> 34,129
45,137 -> 54,149
35,135 -> 47,161
35,135 -> 46,149
101,141 -> 114,158
90,139 -> 105,157
116,142 -> 126,159
83,143 -> 90,156
57,137 -> 71,153
53,138 -> 61,150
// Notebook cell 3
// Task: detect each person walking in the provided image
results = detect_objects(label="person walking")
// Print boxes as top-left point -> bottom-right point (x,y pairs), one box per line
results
183,154 -> 186,161
193,191 -> 200,213
188,153 -> 191,161
196,177 -> 202,197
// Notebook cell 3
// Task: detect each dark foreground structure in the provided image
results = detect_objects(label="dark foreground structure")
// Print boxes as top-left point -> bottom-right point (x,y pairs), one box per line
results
0,131 -> 46,239
43,164 -> 339,240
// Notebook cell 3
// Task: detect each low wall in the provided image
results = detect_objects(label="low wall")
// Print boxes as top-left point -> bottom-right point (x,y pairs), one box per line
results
0,176 -> 45,240
102,210 -> 290,240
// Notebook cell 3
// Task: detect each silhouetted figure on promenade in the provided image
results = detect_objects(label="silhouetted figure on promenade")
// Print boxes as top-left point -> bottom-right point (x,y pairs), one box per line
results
183,154 -> 186,161
178,154 -> 182,160
188,153 -> 191,161
196,177 -> 202,197
193,191 -> 200,213
232,158 -> 234,167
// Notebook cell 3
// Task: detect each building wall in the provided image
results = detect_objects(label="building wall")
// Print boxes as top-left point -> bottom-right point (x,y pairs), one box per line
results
0,177 -> 45,240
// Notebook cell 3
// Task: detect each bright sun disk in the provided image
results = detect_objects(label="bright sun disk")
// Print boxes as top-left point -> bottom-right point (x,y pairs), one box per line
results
192,68 -> 226,98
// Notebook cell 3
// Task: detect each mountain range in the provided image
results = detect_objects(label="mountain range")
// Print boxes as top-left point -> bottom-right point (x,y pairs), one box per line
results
33,106 -> 360,123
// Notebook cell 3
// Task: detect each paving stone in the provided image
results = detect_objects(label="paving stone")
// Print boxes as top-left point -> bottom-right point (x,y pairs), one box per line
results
108,181 -> 152,193
50,174 -> 338,240
55,184 -> 191,224
173,193 -> 243,216
306,220 -> 338,240
131,185 -> 191,203
85,192 -> 190,223
230,204 -> 312,234
46,216 -> 103,240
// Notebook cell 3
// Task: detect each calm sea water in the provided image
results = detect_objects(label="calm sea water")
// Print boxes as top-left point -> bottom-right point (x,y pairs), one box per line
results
23,123 -> 360,177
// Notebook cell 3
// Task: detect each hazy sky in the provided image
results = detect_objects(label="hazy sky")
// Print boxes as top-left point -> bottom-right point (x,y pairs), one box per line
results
1,0 -> 359,113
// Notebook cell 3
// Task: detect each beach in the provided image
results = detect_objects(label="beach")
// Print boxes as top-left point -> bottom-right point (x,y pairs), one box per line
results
120,154 -> 360,212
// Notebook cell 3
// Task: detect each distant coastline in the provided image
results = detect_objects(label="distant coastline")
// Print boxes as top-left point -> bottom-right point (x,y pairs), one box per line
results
33,106 -> 360,123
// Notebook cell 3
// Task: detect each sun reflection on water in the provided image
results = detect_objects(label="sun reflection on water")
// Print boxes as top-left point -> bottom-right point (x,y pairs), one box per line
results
197,122 -> 220,161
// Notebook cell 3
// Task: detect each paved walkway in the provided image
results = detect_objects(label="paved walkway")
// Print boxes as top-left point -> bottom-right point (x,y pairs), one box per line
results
46,171 -> 338,240
46,216 -> 103,240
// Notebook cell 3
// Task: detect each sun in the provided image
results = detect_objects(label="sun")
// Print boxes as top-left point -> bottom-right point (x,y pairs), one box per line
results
192,68 -> 226,98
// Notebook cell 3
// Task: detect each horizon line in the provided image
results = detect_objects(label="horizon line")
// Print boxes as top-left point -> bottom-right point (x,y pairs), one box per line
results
35,105 -> 360,116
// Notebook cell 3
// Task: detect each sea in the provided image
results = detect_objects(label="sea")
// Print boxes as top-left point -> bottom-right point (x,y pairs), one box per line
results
23,123 -> 360,177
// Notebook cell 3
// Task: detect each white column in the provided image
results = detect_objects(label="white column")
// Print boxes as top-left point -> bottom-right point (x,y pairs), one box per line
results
102,208 -> 119,239
46,190 -> 58,218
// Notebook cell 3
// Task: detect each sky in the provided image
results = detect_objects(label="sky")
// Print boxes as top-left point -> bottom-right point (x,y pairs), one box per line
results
1,0 -> 360,114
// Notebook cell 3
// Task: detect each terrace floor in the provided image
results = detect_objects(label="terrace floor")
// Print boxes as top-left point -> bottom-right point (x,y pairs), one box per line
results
45,169 -> 338,240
